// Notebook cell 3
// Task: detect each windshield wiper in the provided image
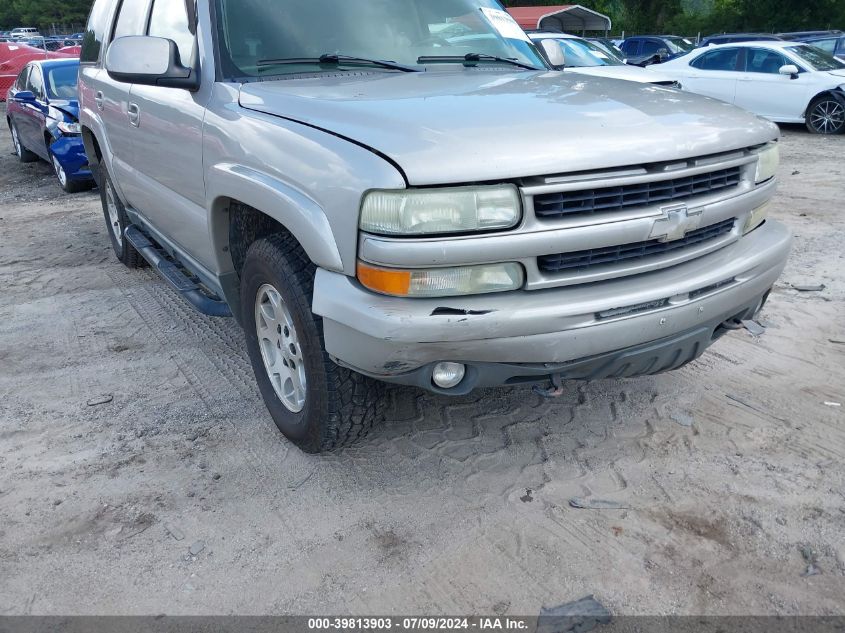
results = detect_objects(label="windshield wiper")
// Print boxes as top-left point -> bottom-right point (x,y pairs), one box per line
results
257,53 -> 419,73
417,53 -> 539,70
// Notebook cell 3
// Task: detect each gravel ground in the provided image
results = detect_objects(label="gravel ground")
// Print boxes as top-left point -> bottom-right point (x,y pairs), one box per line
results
0,107 -> 843,616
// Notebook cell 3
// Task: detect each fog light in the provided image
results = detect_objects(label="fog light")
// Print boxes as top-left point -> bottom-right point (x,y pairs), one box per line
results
432,362 -> 466,389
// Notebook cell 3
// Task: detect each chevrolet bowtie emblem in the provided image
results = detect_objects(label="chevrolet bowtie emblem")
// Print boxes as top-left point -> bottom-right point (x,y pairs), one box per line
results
650,203 -> 704,242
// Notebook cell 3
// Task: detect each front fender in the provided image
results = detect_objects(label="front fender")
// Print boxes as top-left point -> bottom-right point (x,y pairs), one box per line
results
206,163 -> 344,272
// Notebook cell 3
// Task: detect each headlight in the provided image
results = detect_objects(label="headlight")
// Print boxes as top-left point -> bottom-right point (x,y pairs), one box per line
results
744,203 -> 769,235
754,143 -> 779,184
57,121 -> 81,135
357,261 -> 524,297
359,185 -> 521,236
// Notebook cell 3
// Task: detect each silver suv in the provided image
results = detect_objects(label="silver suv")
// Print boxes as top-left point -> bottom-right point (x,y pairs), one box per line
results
78,0 -> 791,452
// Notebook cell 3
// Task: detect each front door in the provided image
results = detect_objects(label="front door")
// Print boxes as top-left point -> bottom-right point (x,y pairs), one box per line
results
735,48 -> 813,120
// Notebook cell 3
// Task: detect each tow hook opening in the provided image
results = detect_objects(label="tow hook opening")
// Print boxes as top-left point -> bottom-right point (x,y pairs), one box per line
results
533,373 -> 565,399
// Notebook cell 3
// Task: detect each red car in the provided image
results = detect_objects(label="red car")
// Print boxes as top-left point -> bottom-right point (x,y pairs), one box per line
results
0,42 -> 74,100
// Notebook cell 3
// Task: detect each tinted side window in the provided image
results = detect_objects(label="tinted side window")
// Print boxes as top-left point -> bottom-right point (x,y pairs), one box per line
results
148,0 -> 195,65
641,40 -> 662,55
16,67 -> 30,91
112,0 -> 152,40
691,48 -> 740,71
809,38 -> 836,54
27,66 -> 44,99
81,0 -> 115,63
745,49 -> 788,73
621,40 -> 639,55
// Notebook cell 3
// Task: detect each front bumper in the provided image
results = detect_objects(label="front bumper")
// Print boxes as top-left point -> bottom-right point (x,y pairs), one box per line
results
313,220 -> 792,393
50,135 -> 93,181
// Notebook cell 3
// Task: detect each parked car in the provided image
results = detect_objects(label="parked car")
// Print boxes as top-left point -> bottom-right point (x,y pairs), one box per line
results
794,33 -> 845,62
699,33 -> 783,47
621,35 -> 696,66
778,30 -> 842,41
0,41 -> 76,99
528,32 -> 681,85
6,59 -> 94,193
10,28 -> 41,39
79,0 -> 790,452
652,42 -> 845,134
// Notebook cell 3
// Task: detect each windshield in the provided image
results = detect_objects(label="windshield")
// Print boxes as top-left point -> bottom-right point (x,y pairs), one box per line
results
554,38 -> 623,67
786,45 -> 845,71
589,39 -> 626,62
666,37 -> 694,53
45,65 -> 78,100
214,0 -> 547,77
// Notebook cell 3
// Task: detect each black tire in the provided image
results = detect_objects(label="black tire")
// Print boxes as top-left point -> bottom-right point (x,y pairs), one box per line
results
10,121 -> 38,163
241,233 -> 386,453
805,95 -> 845,135
50,150 -> 92,193
98,164 -> 145,268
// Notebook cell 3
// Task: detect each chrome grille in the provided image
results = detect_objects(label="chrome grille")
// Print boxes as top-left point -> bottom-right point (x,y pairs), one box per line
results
538,218 -> 736,274
533,166 -> 743,220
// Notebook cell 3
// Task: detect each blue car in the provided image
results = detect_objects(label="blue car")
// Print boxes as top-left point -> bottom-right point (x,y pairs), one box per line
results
6,58 -> 93,193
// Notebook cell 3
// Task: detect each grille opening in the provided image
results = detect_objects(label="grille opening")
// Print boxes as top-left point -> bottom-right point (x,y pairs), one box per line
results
534,166 -> 742,220
538,218 -> 736,274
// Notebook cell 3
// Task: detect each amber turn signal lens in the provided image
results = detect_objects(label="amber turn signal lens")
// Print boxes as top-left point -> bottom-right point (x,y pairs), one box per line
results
357,262 -> 412,296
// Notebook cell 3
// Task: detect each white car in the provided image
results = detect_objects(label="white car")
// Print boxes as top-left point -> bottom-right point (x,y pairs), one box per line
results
528,32 -> 680,86
652,41 -> 845,134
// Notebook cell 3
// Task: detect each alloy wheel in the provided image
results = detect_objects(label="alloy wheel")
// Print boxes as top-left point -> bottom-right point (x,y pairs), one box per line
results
11,125 -> 22,157
810,99 -> 845,134
52,154 -> 67,187
255,283 -> 307,413
104,180 -> 123,247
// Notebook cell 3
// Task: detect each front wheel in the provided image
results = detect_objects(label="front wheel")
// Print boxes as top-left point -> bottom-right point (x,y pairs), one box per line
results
806,95 -> 845,135
51,152 -> 91,193
241,234 -> 386,453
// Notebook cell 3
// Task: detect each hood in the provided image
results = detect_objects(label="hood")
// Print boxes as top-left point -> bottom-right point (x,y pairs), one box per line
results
826,69 -> 845,79
564,65 -> 676,84
49,99 -> 79,120
239,70 -> 779,185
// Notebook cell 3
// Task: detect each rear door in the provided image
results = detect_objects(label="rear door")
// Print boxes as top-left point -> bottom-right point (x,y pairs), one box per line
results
735,48 -> 813,120
95,0 -> 153,195
19,64 -> 49,158
7,66 -> 31,139
123,0 -> 213,267
682,47 -> 743,103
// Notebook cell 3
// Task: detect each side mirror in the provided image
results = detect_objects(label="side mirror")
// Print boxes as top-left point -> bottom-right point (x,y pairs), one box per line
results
779,64 -> 799,78
14,90 -> 36,102
658,48 -> 669,58
540,39 -> 566,68
106,35 -> 199,91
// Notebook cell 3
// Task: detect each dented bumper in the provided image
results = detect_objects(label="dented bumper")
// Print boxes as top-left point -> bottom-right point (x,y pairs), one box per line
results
50,136 -> 92,181
313,220 -> 792,393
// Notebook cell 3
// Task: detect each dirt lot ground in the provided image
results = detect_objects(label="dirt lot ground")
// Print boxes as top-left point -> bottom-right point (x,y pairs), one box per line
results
0,106 -> 843,616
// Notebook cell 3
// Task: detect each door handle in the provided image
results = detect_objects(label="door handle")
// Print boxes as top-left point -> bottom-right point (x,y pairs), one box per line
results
127,103 -> 140,127
94,91 -> 104,111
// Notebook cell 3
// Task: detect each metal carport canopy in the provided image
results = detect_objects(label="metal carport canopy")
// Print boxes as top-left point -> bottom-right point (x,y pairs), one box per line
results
507,5 -> 612,33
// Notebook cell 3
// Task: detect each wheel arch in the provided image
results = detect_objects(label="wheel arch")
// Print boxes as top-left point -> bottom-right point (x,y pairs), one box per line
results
80,125 -> 103,184
207,163 -> 345,279
207,166 -> 345,322
804,88 -> 845,118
